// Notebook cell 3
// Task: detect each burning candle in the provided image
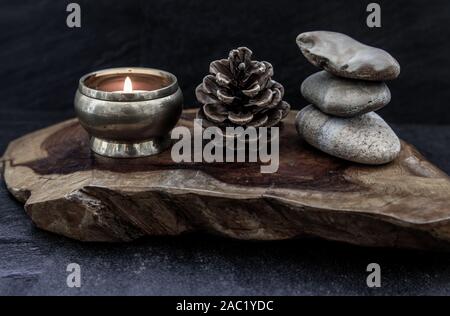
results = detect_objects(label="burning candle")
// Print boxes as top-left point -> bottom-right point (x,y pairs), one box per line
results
123,76 -> 133,92
75,67 -> 183,158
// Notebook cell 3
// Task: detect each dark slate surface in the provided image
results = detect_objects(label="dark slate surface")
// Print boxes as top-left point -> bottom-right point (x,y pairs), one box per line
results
0,113 -> 450,295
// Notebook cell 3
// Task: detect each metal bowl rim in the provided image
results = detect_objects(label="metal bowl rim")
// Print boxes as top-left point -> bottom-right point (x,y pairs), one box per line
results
78,67 -> 179,101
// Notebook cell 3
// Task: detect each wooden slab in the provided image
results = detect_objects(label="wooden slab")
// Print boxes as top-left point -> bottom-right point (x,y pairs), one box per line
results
1,110 -> 450,250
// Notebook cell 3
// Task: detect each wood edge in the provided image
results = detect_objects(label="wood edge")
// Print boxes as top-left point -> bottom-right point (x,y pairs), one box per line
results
399,140 -> 449,179
0,120 -> 78,203
183,108 -> 197,114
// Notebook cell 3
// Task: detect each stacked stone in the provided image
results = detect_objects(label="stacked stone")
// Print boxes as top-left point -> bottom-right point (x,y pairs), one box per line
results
295,31 -> 401,165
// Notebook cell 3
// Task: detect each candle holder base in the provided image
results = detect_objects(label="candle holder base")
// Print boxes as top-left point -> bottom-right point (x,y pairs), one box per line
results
90,135 -> 171,158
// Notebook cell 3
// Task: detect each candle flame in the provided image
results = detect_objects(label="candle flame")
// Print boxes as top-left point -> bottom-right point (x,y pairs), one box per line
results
123,76 -> 133,92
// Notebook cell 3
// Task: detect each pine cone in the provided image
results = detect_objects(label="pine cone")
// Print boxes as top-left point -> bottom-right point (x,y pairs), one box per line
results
196,47 -> 290,129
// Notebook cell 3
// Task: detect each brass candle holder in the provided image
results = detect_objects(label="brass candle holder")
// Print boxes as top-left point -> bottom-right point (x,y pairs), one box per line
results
75,67 -> 183,158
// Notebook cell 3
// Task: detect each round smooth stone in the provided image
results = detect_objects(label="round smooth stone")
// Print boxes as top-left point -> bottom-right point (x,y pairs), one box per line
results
295,105 -> 401,164
301,71 -> 391,117
296,31 -> 400,81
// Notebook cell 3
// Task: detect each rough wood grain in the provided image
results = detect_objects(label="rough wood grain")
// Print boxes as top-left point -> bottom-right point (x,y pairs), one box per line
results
1,110 -> 450,250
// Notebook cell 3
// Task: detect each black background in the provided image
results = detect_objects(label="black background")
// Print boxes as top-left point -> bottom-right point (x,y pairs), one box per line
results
1,0 -> 450,124
1,1 -> 450,296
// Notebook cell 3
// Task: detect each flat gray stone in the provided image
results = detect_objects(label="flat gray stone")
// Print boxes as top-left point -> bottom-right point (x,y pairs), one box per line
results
296,31 -> 401,81
295,105 -> 401,164
301,71 -> 391,117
